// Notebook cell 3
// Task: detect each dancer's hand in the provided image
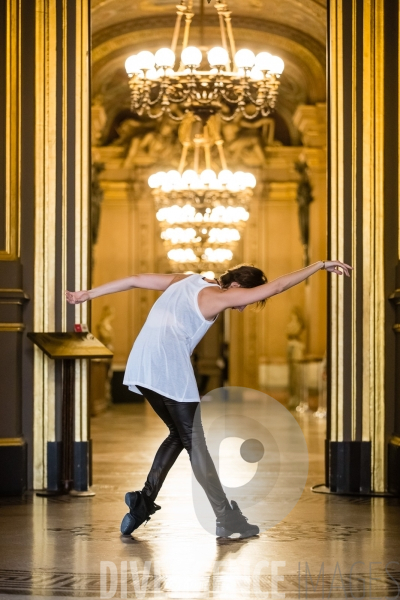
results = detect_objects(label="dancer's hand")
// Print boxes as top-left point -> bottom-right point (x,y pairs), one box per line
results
323,260 -> 353,276
65,290 -> 90,304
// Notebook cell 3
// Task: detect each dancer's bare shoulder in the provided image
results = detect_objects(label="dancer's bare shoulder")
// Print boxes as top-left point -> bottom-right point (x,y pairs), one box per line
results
198,284 -> 226,320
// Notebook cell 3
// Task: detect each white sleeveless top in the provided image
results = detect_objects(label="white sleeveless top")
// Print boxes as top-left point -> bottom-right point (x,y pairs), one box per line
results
123,274 -> 219,402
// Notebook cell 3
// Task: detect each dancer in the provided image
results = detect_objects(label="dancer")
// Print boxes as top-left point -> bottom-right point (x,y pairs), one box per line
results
66,259 -> 351,538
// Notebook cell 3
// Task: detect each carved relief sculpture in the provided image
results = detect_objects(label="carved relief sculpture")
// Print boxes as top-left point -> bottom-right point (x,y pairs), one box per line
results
294,157 -> 314,267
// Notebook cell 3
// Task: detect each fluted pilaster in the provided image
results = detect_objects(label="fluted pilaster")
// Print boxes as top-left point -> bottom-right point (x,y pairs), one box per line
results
327,0 -> 399,494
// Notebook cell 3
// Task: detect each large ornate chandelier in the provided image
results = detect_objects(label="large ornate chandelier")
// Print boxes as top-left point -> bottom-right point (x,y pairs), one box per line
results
125,0 -> 284,122
148,116 -> 255,272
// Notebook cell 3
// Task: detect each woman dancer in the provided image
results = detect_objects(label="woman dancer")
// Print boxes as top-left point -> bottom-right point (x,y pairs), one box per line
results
66,259 -> 351,539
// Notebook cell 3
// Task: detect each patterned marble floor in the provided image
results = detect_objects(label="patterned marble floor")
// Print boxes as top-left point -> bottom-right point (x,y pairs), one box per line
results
0,398 -> 399,599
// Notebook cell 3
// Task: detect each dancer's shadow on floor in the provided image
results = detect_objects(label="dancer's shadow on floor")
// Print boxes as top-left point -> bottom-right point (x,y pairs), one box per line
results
216,534 -> 260,555
120,534 -> 151,545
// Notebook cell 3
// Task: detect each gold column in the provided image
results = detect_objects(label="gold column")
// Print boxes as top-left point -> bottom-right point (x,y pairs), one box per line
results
329,0 -> 342,443
329,0 -> 386,492
61,0 -> 68,332
362,0 -> 372,448
351,0 -> 358,441
361,0 -> 385,491
74,0 -> 90,444
33,0 -> 58,489
371,0 -> 385,492
1,0 -> 20,262
33,0 -> 91,487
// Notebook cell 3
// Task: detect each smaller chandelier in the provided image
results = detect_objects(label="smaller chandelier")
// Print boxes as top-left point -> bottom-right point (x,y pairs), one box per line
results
124,0 -> 284,122
148,168 -> 256,194
149,117 -> 255,271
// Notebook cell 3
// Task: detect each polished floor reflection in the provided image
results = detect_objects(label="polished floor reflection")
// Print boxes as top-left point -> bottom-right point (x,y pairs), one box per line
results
0,399 -> 399,599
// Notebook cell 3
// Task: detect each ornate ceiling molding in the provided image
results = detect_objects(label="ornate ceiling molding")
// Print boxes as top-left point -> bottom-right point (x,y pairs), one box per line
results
92,15 -> 326,68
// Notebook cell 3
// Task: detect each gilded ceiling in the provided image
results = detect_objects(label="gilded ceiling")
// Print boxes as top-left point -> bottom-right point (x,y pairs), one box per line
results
91,0 -> 327,146
92,0 -> 327,45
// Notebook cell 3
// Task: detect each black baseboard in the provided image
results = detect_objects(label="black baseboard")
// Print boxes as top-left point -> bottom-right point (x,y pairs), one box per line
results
47,441 -> 62,491
328,440 -> 371,494
0,441 -> 27,495
325,438 -> 329,487
388,437 -> 400,495
73,441 -> 91,491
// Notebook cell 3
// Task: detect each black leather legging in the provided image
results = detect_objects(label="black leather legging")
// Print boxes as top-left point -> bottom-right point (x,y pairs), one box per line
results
137,386 -> 231,518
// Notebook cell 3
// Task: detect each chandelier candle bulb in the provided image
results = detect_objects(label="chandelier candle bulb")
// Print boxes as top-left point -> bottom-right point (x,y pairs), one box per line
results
254,51 -> 273,71
125,55 -> 141,75
232,171 -> 246,189
218,169 -> 233,185
161,182 -> 173,193
269,55 -> 285,74
181,170 -> 198,186
146,68 -> 160,81
249,68 -> 264,81
161,227 -> 198,244
155,47 -> 176,68
148,173 -> 162,188
203,248 -> 233,263
244,172 -> 257,188
181,46 -> 202,67
227,180 -> 240,192
168,248 -> 199,262
166,170 -> 181,187
136,51 -> 156,70
207,46 -> 229,67
200,169 -> 217,185
234,49 -> 256,69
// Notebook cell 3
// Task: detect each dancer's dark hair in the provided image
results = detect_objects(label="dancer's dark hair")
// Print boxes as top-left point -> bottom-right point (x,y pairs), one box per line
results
218,264 -> 268,308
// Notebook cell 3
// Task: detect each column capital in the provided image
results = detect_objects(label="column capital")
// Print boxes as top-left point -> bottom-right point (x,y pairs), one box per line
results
293,103 -> 326,148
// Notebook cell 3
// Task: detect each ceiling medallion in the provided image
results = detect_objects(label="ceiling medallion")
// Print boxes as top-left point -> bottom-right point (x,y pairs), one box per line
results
125,0 -> 284,122
148,115 -> 255,272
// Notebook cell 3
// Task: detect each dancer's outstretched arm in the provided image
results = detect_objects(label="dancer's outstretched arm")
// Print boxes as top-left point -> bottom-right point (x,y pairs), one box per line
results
212,260 -> 352,312
65,273 -> 185,304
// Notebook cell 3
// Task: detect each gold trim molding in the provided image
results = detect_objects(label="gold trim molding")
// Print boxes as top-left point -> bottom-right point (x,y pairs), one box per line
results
329,0 -> 340,442
351,0 -> 358,441
0,322 -> 24,332
0,437 -> 25,447
0,288 -> 29,305
371,0 -> 385,494
0,0 -> 20,260
74,0 -> 90,444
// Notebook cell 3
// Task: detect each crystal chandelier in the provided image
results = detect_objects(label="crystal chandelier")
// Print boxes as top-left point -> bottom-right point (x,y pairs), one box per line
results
148,116 -> 255,271
124,0 -> 284,122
